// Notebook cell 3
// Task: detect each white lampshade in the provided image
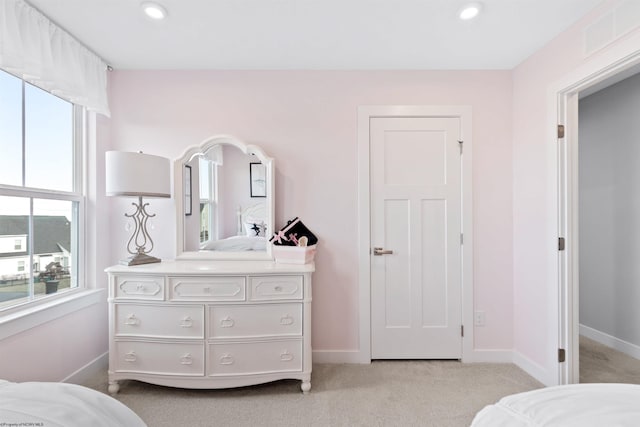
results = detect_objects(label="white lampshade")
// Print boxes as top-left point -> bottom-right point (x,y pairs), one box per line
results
105,151 -> 171,198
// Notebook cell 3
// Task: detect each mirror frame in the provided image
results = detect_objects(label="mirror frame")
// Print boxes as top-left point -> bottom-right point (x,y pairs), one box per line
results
175,134 -> 275,260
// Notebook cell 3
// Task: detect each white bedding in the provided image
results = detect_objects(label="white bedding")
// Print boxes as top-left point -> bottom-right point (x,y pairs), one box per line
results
200,235 -> 266,251
0,380 -> 146,427
471,383 -> 640,427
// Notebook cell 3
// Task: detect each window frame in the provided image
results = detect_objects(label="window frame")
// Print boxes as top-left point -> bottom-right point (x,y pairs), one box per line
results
0,72 -> 86,312
198,158 -> 218,243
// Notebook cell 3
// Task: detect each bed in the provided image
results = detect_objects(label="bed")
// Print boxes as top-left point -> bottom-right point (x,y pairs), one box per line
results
0,379 -> 146,426
200,203 -> 268,252
471,383 -> 640,426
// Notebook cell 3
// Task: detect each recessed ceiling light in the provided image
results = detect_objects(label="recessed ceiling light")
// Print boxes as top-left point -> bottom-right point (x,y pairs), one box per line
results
459,2 -> 483,20
141,2 -> 167,20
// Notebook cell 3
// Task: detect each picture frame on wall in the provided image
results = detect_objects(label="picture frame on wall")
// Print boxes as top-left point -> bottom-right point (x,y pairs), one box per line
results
184,165 -> 192,216
250,162 -> 266,198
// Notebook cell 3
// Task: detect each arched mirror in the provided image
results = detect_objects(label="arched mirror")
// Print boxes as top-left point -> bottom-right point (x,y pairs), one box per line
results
175,135 -> 274,260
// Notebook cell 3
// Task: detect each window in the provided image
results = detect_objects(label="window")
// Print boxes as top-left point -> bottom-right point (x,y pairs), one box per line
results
199,157 -> 218,243
0,69 -> 83,310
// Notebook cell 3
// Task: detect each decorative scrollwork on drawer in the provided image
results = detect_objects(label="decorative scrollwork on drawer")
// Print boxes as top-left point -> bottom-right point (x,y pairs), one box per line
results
280,314 -> 294,326
180,316 -> 193,328
180,353 -> 193,365
280,350 -> 294,362
124,314 -> 140,326
124,351 -> 137,363
220,353 -> 235,365
220,316 -> 235,328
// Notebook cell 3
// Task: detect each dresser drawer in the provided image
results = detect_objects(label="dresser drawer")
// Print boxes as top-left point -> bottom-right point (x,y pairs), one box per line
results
114,304 -> 204,339
209,303 -> 302,339
113,341 -> 204,376
113,275 -> 164,300
207,340 -> 302,376
249,276 -> 303,301
169,276 -> 246,301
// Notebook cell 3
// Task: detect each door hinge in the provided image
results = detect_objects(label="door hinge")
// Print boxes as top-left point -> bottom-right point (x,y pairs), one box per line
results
461,325 -> 464,337
558,348 -> 566,363
558,237 -> 565,251
458,140 -> 463,154
557,124 -> 565,139
460,233 -> 464,245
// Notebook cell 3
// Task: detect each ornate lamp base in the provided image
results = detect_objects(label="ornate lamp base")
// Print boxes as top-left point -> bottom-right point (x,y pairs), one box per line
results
120,196 -> 162,266
120,252 -> 162,266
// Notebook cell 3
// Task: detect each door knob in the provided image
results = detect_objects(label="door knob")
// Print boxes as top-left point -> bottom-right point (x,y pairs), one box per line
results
373,247 -> 393,256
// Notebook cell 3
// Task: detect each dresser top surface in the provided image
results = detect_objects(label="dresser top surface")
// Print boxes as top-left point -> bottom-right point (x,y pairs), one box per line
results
105,260 -> 315,275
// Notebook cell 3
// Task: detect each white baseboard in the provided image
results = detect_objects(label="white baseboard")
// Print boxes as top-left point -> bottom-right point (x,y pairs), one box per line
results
464,349 -> 513,363
312,350 -> 370,364
580,324 -> 640,360
62,351 -> 108,385
512,351 -> 554,386
314,349 -> 514,364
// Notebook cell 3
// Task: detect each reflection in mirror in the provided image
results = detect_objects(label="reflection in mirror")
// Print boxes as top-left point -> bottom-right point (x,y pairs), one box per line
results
176,135 -> 274,260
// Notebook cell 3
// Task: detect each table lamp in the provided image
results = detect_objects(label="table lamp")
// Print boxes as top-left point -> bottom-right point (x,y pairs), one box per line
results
105,151 -> 171,265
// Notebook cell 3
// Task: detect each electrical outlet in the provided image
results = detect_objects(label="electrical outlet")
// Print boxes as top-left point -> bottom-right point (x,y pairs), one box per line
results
474,311 -> 486,326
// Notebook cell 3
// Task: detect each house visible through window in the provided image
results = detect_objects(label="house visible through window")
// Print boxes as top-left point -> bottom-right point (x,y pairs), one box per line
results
0,68 -> 83,310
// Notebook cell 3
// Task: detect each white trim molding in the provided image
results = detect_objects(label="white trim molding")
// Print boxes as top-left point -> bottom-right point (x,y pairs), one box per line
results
580,325 -> 640,361
466,350 -> 514,364
312,350 -> 365,364
513,351 -> 554,386
63,351 -> 108,385
357,105 -> 473,363
553,29 -> 640,386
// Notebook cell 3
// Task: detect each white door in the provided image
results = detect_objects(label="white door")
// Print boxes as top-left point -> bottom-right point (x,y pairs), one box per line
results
370,117 -> 462,359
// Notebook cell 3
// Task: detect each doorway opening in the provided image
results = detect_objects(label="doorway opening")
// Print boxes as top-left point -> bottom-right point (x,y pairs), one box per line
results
558,54 -> 640,384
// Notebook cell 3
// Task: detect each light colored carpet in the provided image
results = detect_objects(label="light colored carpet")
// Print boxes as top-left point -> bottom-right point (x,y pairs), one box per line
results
83,361 -> 541,427
580,336 -> 640,384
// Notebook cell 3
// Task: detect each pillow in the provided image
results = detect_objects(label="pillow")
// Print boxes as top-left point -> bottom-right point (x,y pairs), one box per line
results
244,220 -> 266,237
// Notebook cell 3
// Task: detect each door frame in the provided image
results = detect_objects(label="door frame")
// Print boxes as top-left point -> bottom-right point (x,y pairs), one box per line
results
554,39 -> 640,384
356,105 -> 474,363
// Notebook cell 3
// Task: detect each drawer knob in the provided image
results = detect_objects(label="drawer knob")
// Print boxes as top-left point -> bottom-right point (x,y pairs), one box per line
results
180,316 -> 193,328
274,285 -> 283,292
180,353 -> 193,365
124,351 -> 137,363
124,314 -> 139,326
135,283 -> 145,291
280,314 -> 294,326
280,351 -> 294,362
220,316 -> 235,328
220,353 -> 234,365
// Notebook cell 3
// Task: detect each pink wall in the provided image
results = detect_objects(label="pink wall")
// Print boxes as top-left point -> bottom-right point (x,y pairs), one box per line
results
0,302 -> 107,381
512,0 -> 639,381
106,70 -> 514,352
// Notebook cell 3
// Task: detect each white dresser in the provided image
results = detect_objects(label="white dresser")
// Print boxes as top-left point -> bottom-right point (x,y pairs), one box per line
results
105,260 -> 314,394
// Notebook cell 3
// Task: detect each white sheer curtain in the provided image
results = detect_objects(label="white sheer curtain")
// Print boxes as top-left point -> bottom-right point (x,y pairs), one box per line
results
0,0 -> 110,116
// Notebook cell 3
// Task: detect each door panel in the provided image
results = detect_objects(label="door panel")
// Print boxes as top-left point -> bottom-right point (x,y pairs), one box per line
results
371,117 -> 462,359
